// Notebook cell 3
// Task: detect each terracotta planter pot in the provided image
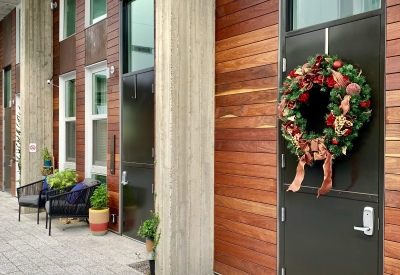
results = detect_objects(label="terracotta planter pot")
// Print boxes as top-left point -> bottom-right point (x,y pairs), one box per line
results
146,238 -> 154,253
89,207 -> 109,236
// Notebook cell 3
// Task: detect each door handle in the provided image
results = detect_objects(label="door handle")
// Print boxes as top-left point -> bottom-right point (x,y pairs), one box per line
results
9,159 -> 13,167
121,171 -> 129,186
354,206 -> 374,236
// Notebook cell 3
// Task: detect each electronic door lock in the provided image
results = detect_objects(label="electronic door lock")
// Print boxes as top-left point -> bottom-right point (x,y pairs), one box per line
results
354,206 -> 374,236
121,171 -> 129,186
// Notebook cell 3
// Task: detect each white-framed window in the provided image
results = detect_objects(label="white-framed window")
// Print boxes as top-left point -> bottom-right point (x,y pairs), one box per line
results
59,0 -> 76,41
3,67 -> 11,108
59,71 -> 76,170
85,61 -> 107,178
16,5 -> 21,64
85,0 -> 107,27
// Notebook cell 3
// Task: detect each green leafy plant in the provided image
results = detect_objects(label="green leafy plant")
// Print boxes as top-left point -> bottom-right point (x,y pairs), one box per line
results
46,169 -> 78,189
90,183 -> 109,209
137,211 -> 160,240
42,147 -> 51,161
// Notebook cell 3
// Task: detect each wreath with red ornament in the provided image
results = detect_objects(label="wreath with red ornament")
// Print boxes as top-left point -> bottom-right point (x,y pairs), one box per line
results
278,54 -> 372,196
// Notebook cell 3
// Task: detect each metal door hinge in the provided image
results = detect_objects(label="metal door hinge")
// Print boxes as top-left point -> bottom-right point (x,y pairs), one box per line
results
281,207 -> 286,222
282,58 -> 286,72
281,154 -> 285,168
152,84 -> 154,94
152,184 -> 154,194
378,218 -> 380,230
281,267 -> 286,275
152,148 -> 154,158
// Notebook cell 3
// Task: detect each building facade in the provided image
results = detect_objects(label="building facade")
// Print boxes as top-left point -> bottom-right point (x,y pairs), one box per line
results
0,0 -> 399,274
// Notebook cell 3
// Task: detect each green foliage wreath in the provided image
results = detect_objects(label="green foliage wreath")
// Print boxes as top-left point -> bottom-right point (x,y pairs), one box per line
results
278,54 -> 372,163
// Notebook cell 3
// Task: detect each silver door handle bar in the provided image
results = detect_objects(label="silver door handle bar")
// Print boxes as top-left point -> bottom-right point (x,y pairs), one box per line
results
354,226 -> 371,233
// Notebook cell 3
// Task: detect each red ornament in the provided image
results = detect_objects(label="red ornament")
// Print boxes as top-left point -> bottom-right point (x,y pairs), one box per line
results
346,83 -> 361,95
343,128 -> 352,137
326,112 -> 336,127
333,60 -> 342,69
298,92 -> 310,103
287,100 -> 297,109
331,138 -> 339,145
360,100 -> 370,108
326,75 -> 336,88
334,83 -> 340,89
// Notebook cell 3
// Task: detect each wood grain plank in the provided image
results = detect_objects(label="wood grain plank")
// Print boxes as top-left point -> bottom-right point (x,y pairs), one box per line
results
215,250 -> 276,275
215,195 -> 276,218
386,141 -> 400,157
385,257 -> 400,275
214,261 -> 251,275
216,65 -> 277,86
387,124 -> 400,140
386,174 -> 400,191
386,190 -> 400,208
388,0 -> 400,6
215,185 -> 276,205
215,239 -> 276,269
216,0 -> 235,8
386,224 -> 400,243
215,217 -> 276,244
387,22 -> 400,41
387,74 -> 400,91
215,128 -> 277,141
216,25 -> 278,53
387,56 -> 400,74
215,162 -> 276,178
216,116 -> 276,129
216,12 -> 278,41
217,0 -> 278,30
215,206 -> 276,232
387,90 -> 400,107
216,77 -> 278,96
386,207 -> 400,226
388,5 -> 400,24
385,240 -> 400,260
216,0 -> 266,18
386,157 -> 400,174
387,39 -> 400,57
215,151 -> 276,166
216,37 -> 278,63
216,89 -> 278,107
387,107 -> 400,123
216,51 -> 278,74
216,103 -> 277,118
215,173 -> 276,192
215,140 -> 276,153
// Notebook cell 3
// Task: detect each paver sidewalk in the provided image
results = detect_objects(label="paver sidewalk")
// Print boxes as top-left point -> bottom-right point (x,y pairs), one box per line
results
0,191 -> 146,275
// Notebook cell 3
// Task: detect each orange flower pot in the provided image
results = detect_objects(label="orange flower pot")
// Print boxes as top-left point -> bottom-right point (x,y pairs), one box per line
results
89,207 -> 109,236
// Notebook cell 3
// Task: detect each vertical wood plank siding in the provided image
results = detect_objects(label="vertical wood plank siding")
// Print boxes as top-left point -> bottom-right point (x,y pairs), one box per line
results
385,1 -> 400,274
53,5 -> 60,171
214,0 -> 278,274
106,0 -> 120,232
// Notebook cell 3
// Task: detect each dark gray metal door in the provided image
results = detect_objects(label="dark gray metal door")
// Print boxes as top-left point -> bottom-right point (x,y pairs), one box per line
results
3,107 -> 11,193
121,68 -> 154,241
281,16 -> 383,274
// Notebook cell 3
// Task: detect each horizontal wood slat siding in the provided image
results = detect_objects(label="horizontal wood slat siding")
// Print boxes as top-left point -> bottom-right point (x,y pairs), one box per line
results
386,2 -> 400,274
214,0 -> 278,273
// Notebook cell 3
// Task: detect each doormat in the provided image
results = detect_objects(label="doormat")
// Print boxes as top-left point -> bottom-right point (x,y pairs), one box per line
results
128,260 -> 149,275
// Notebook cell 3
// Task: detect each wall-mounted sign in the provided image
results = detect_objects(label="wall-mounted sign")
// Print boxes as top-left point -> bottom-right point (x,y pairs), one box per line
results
29,143 -> 36,153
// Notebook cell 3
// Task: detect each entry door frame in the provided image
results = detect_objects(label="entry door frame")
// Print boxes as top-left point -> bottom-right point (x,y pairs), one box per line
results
277,1 -> 386,272
2,66 -> 12,193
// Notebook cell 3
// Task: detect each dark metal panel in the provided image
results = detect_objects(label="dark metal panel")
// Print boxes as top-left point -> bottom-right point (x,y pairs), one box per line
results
15,63 -> 19,94
60,35 -> 76,75
122,70 -> 154,165
284,192 -> 379,275
2,13 -> 11,67
3,108 -> 11,193
85,20 -> 107,66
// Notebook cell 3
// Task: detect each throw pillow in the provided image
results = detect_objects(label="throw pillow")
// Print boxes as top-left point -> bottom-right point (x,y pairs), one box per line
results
41,176 -> 51,196
66,182 -> 87,204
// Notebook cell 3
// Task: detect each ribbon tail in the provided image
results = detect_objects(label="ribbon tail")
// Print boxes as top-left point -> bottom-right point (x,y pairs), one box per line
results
287,155 -> 306,192
317,152 -> 333,197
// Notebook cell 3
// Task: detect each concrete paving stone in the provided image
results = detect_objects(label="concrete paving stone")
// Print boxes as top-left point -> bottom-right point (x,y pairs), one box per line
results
30,257 -> 54,268
0,263 -> 19,275
63,264 -> 92,275
87,266 -> 116,275
16,263 -> 41,274
7,272 -> 24,275
9,256 -> 32,267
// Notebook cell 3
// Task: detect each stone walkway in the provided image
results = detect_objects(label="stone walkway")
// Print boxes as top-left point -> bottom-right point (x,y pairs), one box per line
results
0,191 -> 147,275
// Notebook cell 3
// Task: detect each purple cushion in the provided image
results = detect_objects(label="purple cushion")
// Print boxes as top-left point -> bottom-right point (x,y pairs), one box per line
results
41,177 -> 50,195
66,182 -> 87,204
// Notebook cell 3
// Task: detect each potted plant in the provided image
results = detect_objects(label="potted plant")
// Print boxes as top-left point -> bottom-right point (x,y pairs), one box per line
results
46,169 -> 78,190
40,167 -> 53,179
42,147 -> 52,166
89,183 -> 109,236
137,210 -> 160,253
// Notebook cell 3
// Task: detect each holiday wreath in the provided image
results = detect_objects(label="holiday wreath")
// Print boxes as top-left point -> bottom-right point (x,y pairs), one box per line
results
278,54 -> 372,196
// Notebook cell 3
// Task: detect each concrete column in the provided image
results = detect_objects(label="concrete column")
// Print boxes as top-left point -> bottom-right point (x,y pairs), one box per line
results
20,0 -> 53,184
155,1 -> 215,274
